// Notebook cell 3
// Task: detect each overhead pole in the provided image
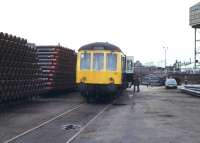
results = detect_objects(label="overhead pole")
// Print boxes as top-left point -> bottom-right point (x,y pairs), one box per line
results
163,46 -> 168,69
195,28 -> 197,69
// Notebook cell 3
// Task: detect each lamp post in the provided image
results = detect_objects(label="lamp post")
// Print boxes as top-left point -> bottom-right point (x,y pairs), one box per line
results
163,47 -> 168,69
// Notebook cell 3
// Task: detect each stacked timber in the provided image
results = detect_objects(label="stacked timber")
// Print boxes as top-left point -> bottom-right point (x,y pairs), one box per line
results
0,32 -> 44,103
37,45 -> 76,91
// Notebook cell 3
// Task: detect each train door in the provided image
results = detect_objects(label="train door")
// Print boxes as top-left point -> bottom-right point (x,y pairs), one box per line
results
121,55 -> 128,88
126,56 -> 134,87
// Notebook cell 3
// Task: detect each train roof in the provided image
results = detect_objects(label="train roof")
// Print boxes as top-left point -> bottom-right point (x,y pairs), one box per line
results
79,42 -> 122,52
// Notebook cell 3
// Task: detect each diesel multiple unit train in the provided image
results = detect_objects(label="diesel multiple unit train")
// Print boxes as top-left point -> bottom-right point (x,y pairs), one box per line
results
76,42 -> 133,102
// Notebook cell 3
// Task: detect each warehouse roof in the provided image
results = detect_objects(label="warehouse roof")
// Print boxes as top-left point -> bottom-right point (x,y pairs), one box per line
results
79,42 -> 122,52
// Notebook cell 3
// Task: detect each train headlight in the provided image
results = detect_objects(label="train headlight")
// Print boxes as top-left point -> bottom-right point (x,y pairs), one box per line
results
81,77 -> 87,82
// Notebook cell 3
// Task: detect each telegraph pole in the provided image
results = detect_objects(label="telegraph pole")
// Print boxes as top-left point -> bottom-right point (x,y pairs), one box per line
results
195,28 -> 197,69
163,47 -> 168,69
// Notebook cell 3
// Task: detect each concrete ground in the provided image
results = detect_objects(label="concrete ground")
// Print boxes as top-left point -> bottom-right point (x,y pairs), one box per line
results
73,86 -> 200,143
1,86 -> 200,143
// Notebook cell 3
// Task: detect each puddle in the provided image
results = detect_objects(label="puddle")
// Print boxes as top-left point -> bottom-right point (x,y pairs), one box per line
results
62,124 -> 81,131
158,114 -> 175,118
112,102 -> 127,106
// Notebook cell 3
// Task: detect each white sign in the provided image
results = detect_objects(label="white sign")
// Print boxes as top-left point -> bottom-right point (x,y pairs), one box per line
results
190,2 -> 200,27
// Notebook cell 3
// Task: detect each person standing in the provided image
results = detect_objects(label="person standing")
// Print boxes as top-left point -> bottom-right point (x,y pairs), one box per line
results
146,80 -> 149,88
133,75 -> 140,92
184,75 -> 188,85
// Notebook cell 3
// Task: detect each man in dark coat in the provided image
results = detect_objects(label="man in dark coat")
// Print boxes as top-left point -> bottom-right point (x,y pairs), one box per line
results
133,75 -> 140,92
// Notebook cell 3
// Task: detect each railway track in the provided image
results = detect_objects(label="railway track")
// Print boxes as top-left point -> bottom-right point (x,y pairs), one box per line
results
65,104 -> 110,143
3,104 -> 82,143
3,103 -> 111,143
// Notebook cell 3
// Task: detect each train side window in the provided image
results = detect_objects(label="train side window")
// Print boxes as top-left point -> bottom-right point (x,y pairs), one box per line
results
80,53 -> 91,70
106,53 -> 117,71
93,53 -> 104,71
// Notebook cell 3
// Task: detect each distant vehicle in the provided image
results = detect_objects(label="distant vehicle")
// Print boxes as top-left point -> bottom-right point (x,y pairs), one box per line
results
149,77 -> 163,86
165,78 -> 177,89
142,75 -> 164,86
141,76 -> 150,85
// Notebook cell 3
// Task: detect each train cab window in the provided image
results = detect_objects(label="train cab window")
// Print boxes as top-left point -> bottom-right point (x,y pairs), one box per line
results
93,53 -> 104,71
80,53 -> 91,70
106,53 -> 117,71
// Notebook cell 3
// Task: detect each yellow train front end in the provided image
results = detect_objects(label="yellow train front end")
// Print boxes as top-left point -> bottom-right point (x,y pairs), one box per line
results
76,42 -> 127,103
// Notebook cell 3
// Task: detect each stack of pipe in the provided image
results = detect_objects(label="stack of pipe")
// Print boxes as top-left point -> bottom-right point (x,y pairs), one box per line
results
37,45 -> 76,91
180,85 -> 200,96
0,32 -> 44,103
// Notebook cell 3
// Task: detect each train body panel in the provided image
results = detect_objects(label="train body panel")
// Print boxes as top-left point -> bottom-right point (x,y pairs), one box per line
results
76,71 -> 122,85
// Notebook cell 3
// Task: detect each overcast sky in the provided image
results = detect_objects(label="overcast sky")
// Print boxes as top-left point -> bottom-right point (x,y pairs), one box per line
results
0,0 -> 199,66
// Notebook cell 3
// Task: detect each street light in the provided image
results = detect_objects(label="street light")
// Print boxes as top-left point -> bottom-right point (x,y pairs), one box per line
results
163,46 -> 168,69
